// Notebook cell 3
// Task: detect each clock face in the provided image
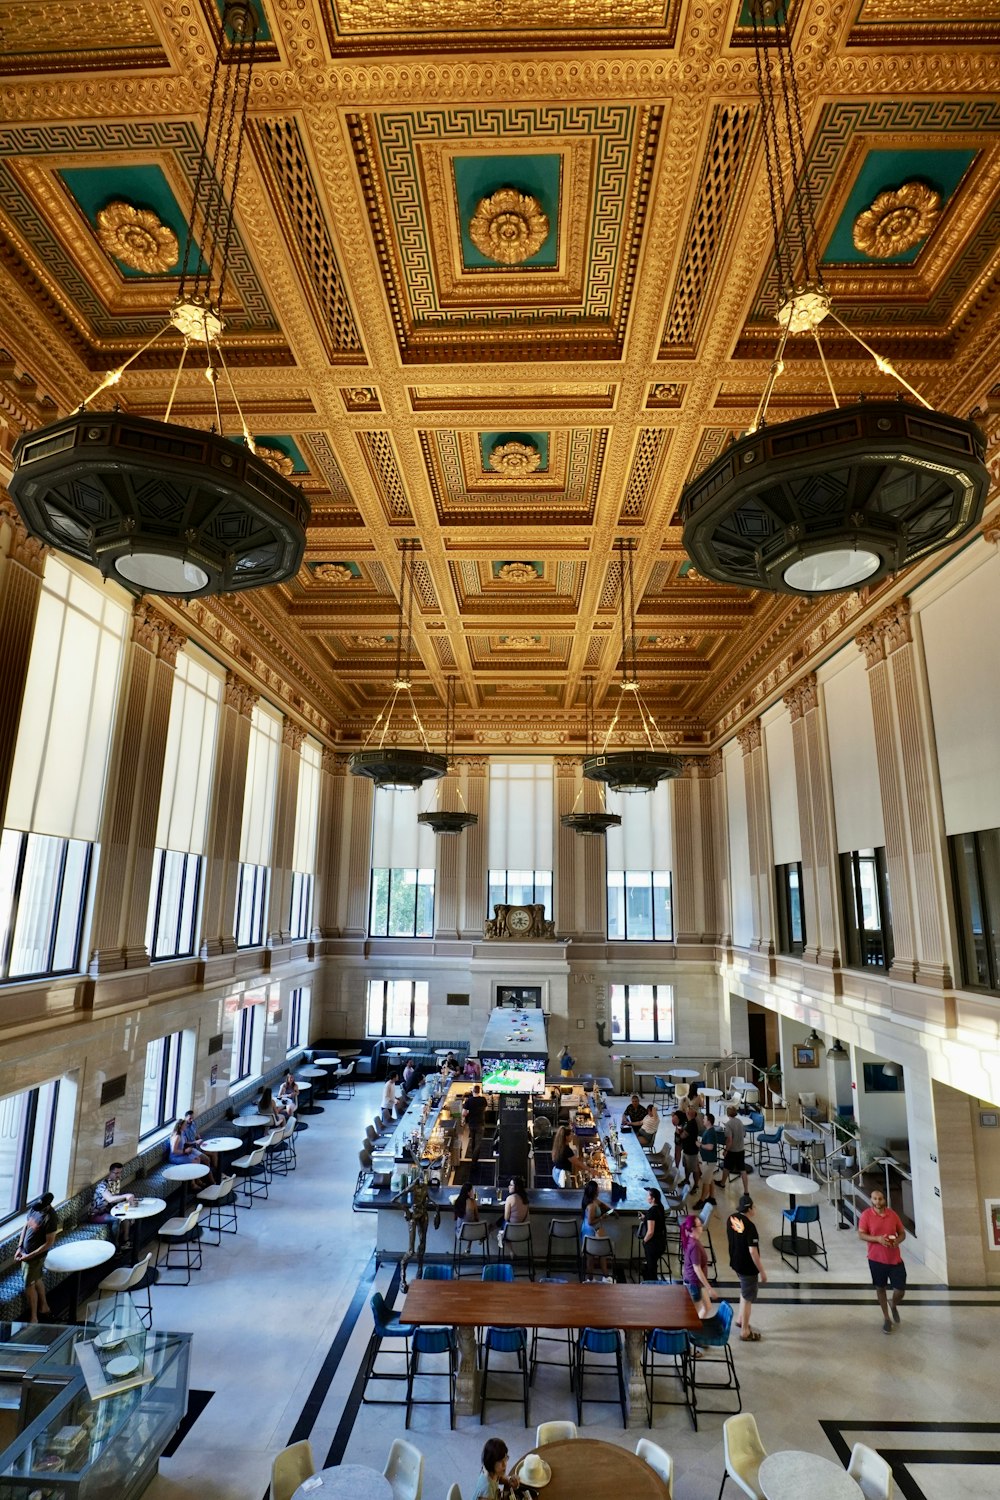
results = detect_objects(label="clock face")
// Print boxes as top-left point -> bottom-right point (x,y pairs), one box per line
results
507,906 -> 533,934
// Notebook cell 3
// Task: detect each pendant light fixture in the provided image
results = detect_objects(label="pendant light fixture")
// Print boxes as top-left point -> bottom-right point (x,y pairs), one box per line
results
417,676 -> 479,835
561,677 -> 622,835
679,1 -> 989,596
583,539 -> 683,794
7,2 -> 308,597
349,540 -> 448,791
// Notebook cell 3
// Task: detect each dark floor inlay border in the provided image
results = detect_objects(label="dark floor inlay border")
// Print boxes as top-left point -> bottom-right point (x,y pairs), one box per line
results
821,1418 -> 1000,1500
163,1389 -> 214,1456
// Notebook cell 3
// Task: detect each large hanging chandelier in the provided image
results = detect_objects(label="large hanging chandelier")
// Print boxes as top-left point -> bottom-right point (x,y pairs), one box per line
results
679,1 -> 989,596
6,2 -> 308,597
583,540 -> 683,794
417,676 -> 479,835
561,677 -> 622,835
348,540 -> 448,791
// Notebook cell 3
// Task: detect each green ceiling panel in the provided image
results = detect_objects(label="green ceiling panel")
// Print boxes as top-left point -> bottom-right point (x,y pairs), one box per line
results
59,163 -> 204,279
453,153 -> 561,270
255,435 -> 309,473
480,431 -> 550,473
823,148 -> 976,265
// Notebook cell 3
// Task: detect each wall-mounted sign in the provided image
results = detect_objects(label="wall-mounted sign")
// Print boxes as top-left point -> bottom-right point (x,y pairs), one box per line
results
210,1062 -> 219,1087
103,1117 -> 115,1148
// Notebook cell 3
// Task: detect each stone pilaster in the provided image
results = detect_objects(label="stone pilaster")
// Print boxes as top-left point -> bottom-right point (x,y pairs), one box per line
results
738,718 -> 775,954
88,602 -> 184,974
857,599 -> 953,987
672,761 -> 701,943
0,499 -> 47,826
554,758 -> 605,942
459,758 -> 488,940
784,674 -> 839,966
313,750 -> 346,938
342,772 -> 374,938
266,719 -> 304,949
199,671 -> 257,958
701,752 -> 727,944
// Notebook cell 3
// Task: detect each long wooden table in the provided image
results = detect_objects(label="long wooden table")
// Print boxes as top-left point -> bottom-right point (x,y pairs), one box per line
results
514,1438 -> 670,1499
400,1280 -> 700,1425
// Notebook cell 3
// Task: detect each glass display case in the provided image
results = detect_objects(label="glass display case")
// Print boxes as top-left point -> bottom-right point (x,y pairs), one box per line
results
0,1316 -> 190,1500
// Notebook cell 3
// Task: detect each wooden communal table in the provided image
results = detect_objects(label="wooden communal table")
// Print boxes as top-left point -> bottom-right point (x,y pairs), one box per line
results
400,1279 -> 700,1425
514,1439 -> 670,1499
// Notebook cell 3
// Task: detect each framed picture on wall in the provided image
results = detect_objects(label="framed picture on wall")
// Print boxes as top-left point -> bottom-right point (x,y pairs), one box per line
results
792,1043 -> 819,1068
496,985 -> 543,1008
985,1199 -> 1000,1252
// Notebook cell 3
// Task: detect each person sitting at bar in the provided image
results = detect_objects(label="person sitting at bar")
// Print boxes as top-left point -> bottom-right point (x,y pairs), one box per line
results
453,1181 -> 479,1234
501,1176 -> 530,1233
551,1124 -> 582,1187
620,1093 -> 647,1132
402,1060 -> 417,1096
635,1102 -> 661,1148
580,1179 -> 612,1279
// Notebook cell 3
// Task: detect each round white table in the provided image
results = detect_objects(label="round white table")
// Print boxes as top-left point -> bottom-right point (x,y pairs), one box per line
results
669,1067 -> 700,1080
313,1058 -> 341,1067
702,1087 -> 725,1100
759,1451 -> 862,1500
298,1066 -> 326,1078
237,1114 -> 272,1128
163,1161 -> 210,1213
201,1136 -> 244,1154
46,1238 -> 116,1322
110,1197 -> 165,1221
290,1465 -> 392,1500
765,1171 -> 821,1255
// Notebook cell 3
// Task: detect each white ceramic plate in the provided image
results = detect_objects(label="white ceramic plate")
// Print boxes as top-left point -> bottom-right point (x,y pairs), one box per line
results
94,1330 -> 126,1350
105,1354 -> 141,1379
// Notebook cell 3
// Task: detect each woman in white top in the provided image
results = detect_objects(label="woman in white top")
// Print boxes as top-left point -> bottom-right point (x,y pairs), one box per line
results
381,1072 -> 398,1122
278,1070 -> 299,1113
636,1103 -> 660,1148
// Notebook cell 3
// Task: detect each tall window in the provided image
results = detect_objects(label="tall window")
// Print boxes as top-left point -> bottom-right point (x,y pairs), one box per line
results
366,979 -> 429,1038
288,985 -> 311,1051
775,861 -> 805,956
139,1032 -> 186,1138
840,848 -> 893,969
2,558 -> 128,982
610,984 -> 674,1043
605,783 -> 673,940
950,828 -> 1000,992
147,645 -> 222,960
235,703 -> 282,948
370,787 -> 436,938
487,761 -> 554,918
0,1080 -> 64,1224
290,739 -> 321,940
229,997 -> 265,1085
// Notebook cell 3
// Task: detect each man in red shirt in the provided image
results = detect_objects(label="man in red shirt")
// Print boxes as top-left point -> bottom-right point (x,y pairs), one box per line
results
858,1187 -> 907,1333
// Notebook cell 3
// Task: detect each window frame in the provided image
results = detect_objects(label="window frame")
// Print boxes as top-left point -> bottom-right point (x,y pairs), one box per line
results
147,848 -> 202,962
139,1032 -> 185,1140
235,861 -> 269,949
230,1002 -> 263,1086
775,861 -> 806,957
289,871 -> 313,942
288,985 -> 310,1052
840,847 -> 894,970
949,828 -> 1000,993
0,829 -> 92,984
487,870 -> 553,919
609,983 -> 675,1044
0,1080 -> 62,1228
365,978 -> 430,1039
605,869 -> 673,942
369,867 -> 435,939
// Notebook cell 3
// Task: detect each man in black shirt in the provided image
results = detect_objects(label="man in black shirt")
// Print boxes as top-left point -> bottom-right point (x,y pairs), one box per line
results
462,1084 -> 487,1161
679,1105 -> 702,1190
620,1094 -> 647,1132
726,1192 -> 768,1342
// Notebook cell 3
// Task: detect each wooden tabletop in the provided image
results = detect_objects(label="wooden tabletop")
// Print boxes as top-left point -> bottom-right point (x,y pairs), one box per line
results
513,1439 -> 670,1500
400,1280 -> 701,1331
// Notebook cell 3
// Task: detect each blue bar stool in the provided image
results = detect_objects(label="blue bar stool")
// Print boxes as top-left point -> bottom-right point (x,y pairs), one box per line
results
480,1325 -> 530,1425
405,1326 -> 456,1429
643,1326 -> 695,1429
687,1300 -> 741,1421
362,1291 -> 417,1406
575,1327 -> 627,1428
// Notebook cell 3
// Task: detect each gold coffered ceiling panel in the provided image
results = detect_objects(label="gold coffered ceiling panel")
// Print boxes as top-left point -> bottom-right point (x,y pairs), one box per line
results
1,1 -> 999,752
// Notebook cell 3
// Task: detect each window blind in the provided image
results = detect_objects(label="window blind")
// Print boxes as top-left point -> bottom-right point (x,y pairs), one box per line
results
238,702 -> 282,866
156,644 -> 223,855
764,706 -> 801,866
292,737 -> 322,874
5,558 -> 128,841
487,760 -> 554,870
605,780 -> 672,870
371,785 -> 436,869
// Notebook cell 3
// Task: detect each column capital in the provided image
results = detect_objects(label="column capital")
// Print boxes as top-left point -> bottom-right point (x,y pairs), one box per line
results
321,748 -> 347,776
856,597 -> 912,667
131,600 -> 184,664
783,671 -> 818,721
282,720 -> 307,754
737,718 -> 762,755
224,670 -> 259,718
0,500 -> 48,577
554,755 -> 579,775
983,521 -> 1000,547
456,755 -> 489,776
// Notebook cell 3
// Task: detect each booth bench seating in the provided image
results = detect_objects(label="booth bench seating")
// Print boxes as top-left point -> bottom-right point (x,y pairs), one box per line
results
314,1038 -> 468,1081
0,1052 -> 308,1321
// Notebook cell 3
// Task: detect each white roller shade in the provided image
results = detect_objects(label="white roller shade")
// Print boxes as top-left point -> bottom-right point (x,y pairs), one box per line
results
238,702 -> 282,866
372,786 -> 436,868
725,740 -> 753,947
764,707 -> 801,866
919,551 -> 1000,836
156,645 -> 223,855
292,738 -> 322,874
6,558 -> 128,841
487,760 -> 554,869
605,781 -> 672,870
821,648 -> 884,853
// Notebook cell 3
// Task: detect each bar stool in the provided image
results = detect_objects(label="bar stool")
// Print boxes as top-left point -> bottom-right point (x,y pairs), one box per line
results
498,1221 -> 535,1279
480,1325 -> 530,1426
362,1291 -> 416,1407
405,1326 -> 456,1430
687,1301 -> 741,1422
529,1277 -> 575,1393
643,1325 -> 695,1429
453,1220 -> 490,1276
575,1327 -> 627,1428
196,1174 -> 238,1244
582,1234 -> 616,1282
780,1202 -> 828,1272
231,1145 -> 268,1205
755,1125 -> 786,1175
546,1218 -> 581,1278
419,1263 -> 453,1280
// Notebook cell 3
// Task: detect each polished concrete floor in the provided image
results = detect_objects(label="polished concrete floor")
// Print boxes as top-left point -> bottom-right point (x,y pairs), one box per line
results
145,1084 -> 1000,1500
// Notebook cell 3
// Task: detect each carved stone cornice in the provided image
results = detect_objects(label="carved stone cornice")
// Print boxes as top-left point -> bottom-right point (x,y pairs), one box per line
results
282,720 -> 307,754
783,672 -> 819,722
856,597 -> 913,667
321,748 -> 348,776
158,621 -> 185,669
455,756 -> 490,776
983,521 -> 1000,547
555,755 -> 580,775
224,670 -> 259,719
131,599 -> 176,655
737,718 -> 762,756
0,497 -> 47,576
704,750 -> 723,778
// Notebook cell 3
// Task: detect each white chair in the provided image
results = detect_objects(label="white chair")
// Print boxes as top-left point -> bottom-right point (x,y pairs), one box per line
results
445,1487 -> 462,1500
156,1206 -> 204,1285
271,1439 -> 315,1500
719,1413 -> 766,1499
636,1438 -> 673,1498
96,1252 -> 154,1326
848,1442 -> 896,1500
197,1174 -> 238,1244
536,1421 -> 578,1447
384,1437 -> 424,1500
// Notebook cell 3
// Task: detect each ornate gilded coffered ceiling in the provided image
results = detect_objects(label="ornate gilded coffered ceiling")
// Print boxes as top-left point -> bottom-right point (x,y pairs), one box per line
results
1,0 -> 999,753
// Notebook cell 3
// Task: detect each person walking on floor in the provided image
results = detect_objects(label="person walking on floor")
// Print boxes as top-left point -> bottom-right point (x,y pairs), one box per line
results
695,1112 -> 720,1208
858,1186 -> 907,1333
716,1104 -> 750,1195
15,1193 -> 58,1323
726,1192 -> 767,1342
462,1083 -> 487,1160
